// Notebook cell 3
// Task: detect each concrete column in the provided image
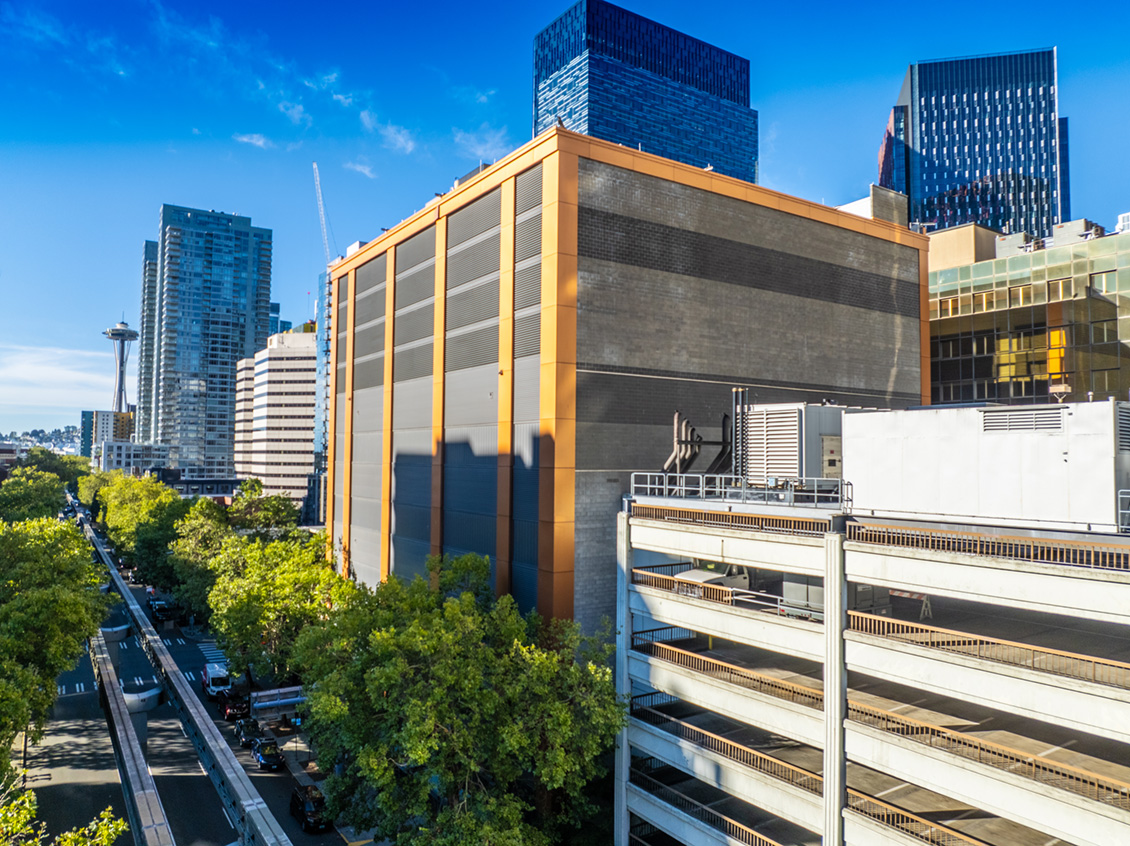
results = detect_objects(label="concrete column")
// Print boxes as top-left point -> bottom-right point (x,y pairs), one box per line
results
823,531 -> 847,845
614,510 -> 633,846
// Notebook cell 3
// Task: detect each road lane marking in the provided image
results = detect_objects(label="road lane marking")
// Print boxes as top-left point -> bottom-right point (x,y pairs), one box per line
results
57,685 -> 65,695
185,671 -> 195,680
76,682 -> 84,693
875,783 -> 909,798
176,638 -> 186,645
163,638 -> 171,645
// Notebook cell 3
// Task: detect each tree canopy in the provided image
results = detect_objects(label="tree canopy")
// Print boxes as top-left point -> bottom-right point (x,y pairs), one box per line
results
209,531 -> 354,684
76,472 -> 115,523
0,519 -> 109,756
15,448 -> 89,492
0,786 -> 126,845
97,475 -> 189,585
227,479 -> 300,538
0,469 -> 66,523
296,554 -> 625,845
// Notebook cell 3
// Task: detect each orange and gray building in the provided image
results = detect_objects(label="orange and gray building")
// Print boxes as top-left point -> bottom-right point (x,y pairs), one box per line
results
326,127 -> 928,626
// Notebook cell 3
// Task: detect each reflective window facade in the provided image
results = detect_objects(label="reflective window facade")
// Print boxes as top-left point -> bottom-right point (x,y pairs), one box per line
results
533,0 -> 758,184
137,205 -> 272,476
880,49 -> 1069,238
929,231 -> 1130,404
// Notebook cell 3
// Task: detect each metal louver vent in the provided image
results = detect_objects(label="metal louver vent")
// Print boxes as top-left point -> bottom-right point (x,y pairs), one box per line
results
1118,407 -> 1130,452
982,409 -> 1063,432
743,407 -> 800,483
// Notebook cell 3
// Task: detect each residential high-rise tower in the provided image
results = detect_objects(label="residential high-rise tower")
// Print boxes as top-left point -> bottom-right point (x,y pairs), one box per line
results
879,48 -> 1069,238
533,0 -> 759,184
136,205 -> 272,476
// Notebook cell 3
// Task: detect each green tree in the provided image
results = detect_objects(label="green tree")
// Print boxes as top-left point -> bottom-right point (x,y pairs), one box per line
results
16,448 -> 89,492
97,475 -> 189,583
296,554 -> 625,845
0,469 -> 66,523
168,499 -> 233,622
76,472 -> 115,523
0,784 -> 126,845
209,531 -> 354,684
228,479 -> 300,538
0,519 -> 108,761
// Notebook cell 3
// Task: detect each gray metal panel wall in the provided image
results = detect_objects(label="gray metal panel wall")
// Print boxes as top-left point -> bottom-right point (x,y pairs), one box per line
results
390,375 -> 432,580
355,287 -> 386,326
395,304 -> 434,345
516,163 -> 542,214
353,354 -> 384,391
350,386 -> 383,582
446,280 -> 500,331
448,188 -> 501,247
355,253 -> 387,295
447,233 -> 501,289
393,342 -> 432,384
395,263 -> 435,310
443,361 -> 498,565
397,226 -> 435,272
510,356 -> 540,614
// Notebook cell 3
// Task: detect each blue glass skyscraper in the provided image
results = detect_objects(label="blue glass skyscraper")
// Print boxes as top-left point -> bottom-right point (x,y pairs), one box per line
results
879,48 -> 1069,238
534,0 -> 759,184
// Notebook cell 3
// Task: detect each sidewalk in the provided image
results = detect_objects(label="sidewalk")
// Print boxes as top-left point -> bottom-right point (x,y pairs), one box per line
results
273,723 -> 381,845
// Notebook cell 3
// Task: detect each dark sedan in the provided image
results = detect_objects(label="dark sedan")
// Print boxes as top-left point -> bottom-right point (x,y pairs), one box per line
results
235,717 -> 263,748
250,737 -> 283,771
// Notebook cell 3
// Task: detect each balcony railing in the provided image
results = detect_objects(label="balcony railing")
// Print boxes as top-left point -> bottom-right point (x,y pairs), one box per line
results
627,727 -> 990,846
847,522 -> 1130,572
629,764 -> 788,846
848,700 -> 1130,811
849,611 -> 1130,690
630,503 -> 831,538
631,472 -> 851,509
632,568 -> 824,620
636,631 -> 1130,811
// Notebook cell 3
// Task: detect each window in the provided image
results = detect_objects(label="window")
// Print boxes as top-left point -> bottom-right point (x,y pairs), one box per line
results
939,297 -> 959,317
1009,285 -> 1032,307
1092,271 -> 1117,295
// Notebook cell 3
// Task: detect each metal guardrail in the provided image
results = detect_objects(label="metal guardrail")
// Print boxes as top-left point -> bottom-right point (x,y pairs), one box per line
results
634,630 -> 1130,811
631,631 -> 824,709
85,523 -> 292,846
849,611 -> 1130,690
632,569 -> 825,620
846,522 -> 1130,572
631,694 -> 990,846
89,632 -> 175,846
630,503 -> 832,537
628,764 -> 787,846
631,473 -> 850,509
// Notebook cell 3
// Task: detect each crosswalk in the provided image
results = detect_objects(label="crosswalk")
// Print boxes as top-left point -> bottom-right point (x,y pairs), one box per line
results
161,637 -> 187,646
199,641 -> 227,665
56,682 -> 87,696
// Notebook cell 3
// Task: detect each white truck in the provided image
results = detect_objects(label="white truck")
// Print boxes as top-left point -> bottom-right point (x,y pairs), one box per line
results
201,662 -> 232,700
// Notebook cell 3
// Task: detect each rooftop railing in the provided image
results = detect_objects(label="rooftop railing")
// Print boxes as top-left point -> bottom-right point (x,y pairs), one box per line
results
846,522 -> 1130,572
849,610 -> 1130,690
631,472 -> 850,510
629,503 -> 832,538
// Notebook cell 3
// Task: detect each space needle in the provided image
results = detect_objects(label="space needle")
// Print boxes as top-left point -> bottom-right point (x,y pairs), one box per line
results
103,322 -> 139,413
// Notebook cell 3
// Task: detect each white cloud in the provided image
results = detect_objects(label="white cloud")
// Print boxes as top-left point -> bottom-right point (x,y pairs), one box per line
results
452,123 -> 513,162
0,345 -> 117,428
379,124 -> 415,154
278,100 -> 312,126
233,133 -> 273,149
191,127 -> 201,135
360,109 -> 377,133
2,4 -> 129,78
332,92 -> 353,107
344,160 -> 375,179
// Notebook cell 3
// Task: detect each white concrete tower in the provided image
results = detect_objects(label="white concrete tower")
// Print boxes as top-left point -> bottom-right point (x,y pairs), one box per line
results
103,321 -> 139,413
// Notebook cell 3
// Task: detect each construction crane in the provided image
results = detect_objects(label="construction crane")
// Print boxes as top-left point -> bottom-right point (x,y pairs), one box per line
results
312,161 -> 332,266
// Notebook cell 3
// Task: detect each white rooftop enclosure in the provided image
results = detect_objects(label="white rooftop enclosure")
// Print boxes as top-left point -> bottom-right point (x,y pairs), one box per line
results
843,400 -> 1130,532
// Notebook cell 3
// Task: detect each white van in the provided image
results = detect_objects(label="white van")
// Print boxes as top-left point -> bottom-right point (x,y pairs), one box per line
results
672,561 -> 750,594
201,663 -> 232,700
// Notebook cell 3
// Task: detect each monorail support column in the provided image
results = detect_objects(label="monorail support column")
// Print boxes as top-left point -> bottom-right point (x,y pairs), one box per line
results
824,530 -> 847,846
614,510 -> 633,846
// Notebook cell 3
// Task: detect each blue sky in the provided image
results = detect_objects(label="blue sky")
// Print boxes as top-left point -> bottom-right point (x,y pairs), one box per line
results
1,0 -> 1128,432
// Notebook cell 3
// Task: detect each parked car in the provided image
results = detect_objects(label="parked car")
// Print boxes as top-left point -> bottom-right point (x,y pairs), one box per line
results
217,690 -> 250,721
250,736 -> 283,771
235,718 -> 263,748
289,784 -> 331,833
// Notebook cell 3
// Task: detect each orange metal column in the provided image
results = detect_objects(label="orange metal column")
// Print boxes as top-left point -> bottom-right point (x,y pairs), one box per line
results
325,273 -> 341,563
496,178 -> 517,596
380,247 -> 396,581
537,150 -> 578,620
430,221 -> 448,557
